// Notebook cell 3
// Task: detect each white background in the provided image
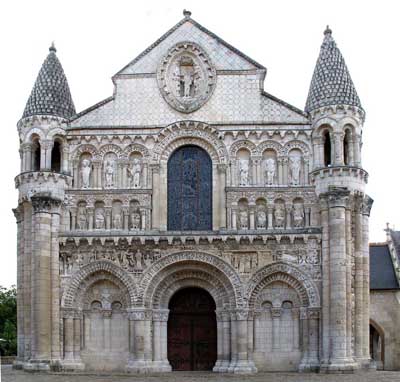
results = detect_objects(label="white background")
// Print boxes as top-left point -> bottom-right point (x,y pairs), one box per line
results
1,0 -> 399,287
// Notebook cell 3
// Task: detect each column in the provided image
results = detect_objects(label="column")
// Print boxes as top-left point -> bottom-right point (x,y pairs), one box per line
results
282,158 -> 288,185
23,203 -> 32,361
105,208 -> 112,230
285,203 -> 292,229
151,164 -> 160,230
230,160 -> 237,186
41,139 -> 53,170
73,313 -> 82,362
277,157 -> 284,185
333,132 -> 344,166
62,146 -> 69,174
345,200 -> 353,361
247,312 -> 256,372
217,164 -> 227,229
140,208 -> 147,230
267,206 -> 273,229
308,308 -> 320,369
221,311 -> 231,372
271,308 -> 281,351
228,312 -> 237,372
312,137 -> 322,168
87,208 -> 94,231
253,311 -> 262,353
160,311 -> 171,371
30,196 -> 61,368
72,160 -> 79,188
213,311 -> 224,372
143,162 -> 148,188
126,310 -> 146,372
231,204 -> 238,230
361,195 -> 373,366
304,158 -> 310,184
63,312 -> 74,362
152,310 -> 170,371
249,204 -> 255,230
234,310 -> 253,374
292,308 -> 299,350
123,207 -> 129,231
319,196 -> 330,365
21,143 -> 32,172
13,207 -> 25,366
299,307 -> 309,370
143,312 -> 152,367
353,134 -> 361,167
347,135 -> 355,166
326,188 -> 352,370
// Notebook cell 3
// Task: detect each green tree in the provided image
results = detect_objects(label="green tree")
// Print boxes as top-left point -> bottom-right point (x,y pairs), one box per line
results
0,285 -> 17,356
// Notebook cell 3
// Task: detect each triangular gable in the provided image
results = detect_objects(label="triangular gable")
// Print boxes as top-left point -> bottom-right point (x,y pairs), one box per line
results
115,16 -> 265,76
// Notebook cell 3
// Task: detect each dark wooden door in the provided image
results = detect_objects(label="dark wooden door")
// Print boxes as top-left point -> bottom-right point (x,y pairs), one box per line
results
168,288 -> 217,371
167,145 -> 212,231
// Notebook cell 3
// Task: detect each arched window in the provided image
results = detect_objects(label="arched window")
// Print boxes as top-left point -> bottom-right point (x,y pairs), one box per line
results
167,145 -> 212,231
32,139 -> 41,171
343,130 -> 351,166
323,131 -> 332,166
51,141 -> 61,172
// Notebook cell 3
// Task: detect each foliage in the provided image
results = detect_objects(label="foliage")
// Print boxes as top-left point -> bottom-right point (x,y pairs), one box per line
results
0,285 -> 17,356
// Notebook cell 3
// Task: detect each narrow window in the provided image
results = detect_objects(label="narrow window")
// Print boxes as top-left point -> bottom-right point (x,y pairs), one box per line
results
323,131 -> 332,166
343,130 -> 350,165
51,141 -> 61,172
33,141 -> 41,171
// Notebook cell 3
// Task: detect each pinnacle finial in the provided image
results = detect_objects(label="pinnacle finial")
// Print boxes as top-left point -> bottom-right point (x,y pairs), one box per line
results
49,41 -> 57,53
324,25 -> 332,36
183,9 -> 191,18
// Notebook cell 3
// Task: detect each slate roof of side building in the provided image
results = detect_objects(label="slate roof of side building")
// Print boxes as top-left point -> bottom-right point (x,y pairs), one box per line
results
305,26 -> 363,113
370,243 -> 400,290
22,44 -> 75,119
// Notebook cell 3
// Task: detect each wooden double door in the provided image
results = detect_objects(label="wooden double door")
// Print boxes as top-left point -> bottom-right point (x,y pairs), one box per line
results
167,288 -> 217,371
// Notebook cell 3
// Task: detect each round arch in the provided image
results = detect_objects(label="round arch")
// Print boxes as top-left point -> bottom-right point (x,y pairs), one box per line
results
246,262 -> 320,308
138,251 -> 243,308
62,260 -> 137,308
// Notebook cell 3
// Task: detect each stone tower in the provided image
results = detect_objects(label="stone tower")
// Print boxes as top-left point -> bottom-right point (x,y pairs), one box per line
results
306,26 -> 373,372
13,44 -> 75,370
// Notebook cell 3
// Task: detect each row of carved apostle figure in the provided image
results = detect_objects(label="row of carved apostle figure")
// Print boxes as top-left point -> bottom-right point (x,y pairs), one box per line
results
238,156 -> 302,186
80,157 -> 142,189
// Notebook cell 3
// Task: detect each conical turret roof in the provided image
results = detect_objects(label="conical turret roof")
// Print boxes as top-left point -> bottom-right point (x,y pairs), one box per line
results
22,43 -> 75,119
305,26 -> 362,113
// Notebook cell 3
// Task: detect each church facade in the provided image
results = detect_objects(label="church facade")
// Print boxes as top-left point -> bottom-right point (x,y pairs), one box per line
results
13,11 -> 373,374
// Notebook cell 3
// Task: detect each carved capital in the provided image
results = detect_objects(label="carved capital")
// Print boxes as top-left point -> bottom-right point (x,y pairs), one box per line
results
271,307 -> 282,318
308,308 -> 320,320
361,195 -> 374,216
102,310 -> 113,318
324,187 -> 350,208
235,309 -> 249,321
31,194 -> 62,214
217,163 -> 227,174
62,308 -> 76,319
299,307 -> 308,320
150,163 -> 160,174
152,309 -> 169,322
20,142 -> 33,152
12,206 -> 24,223
40,139 -> 54,150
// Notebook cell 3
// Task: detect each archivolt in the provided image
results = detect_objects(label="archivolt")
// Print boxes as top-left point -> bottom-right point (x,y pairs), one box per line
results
152,121 -> 228,164
62,260 -> 137,308
246,262 -> 320,308
138,251 -> 243,307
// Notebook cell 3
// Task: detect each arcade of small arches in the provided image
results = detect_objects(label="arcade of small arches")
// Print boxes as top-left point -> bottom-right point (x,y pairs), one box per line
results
59,254 -> 321,372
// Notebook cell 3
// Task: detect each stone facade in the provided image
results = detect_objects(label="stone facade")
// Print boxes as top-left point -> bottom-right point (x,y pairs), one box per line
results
13,11 -> 374,374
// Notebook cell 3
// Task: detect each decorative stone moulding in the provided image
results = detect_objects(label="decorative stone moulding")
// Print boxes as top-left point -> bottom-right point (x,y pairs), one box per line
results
157,41 -> 217,113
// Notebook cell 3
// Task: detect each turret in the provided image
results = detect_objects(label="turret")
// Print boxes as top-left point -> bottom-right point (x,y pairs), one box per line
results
306,27 -> 373,373
16,43 -> 75,202
307,26 -> 368,195
13,44 -> 75,371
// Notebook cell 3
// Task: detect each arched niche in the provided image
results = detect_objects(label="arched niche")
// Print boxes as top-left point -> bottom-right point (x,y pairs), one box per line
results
262,149 -> 278,186
103,152 -> 117,189
237,148 -> 251,186
255,198 -> 267,230
31,134 -> 41,171
79,152 -> 93,189
288,148 -> 303,186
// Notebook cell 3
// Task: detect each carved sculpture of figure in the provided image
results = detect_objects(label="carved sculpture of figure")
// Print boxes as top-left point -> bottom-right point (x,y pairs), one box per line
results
239,209 -> 248,229
66,255 -> 73,274
77,205 -> 87,230
112,211 -> 122,230
95,208 -> 105,229
128,158 -> 142,189
289,156 -> 301,185
256,210 -> 267,229
130,210 -> 141,230
104,160 -> 115,188
265,158 -> 276,185
81,159 -> 91,189
239,159 -> 250,186
274,204 -> 285,228
135,250 -> 143,270
293,204 -> 304,228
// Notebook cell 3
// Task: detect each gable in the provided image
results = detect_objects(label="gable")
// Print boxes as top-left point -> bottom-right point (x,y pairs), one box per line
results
116,18 -> 264,76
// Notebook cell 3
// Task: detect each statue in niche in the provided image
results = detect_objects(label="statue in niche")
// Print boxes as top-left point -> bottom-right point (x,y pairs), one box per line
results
130,209 -> 141,230
239,209 -> 248,229
256,209 -> 267,229
77,205 -> 87,230
289,156 -> 301,185
81,159 -> 91,189
293,204 -> 304,228
112,210 -> 122,230
66,255 -> 73,274
95,208 -> 105,229
265,158 -> 276,185
128,158 -> 142,189
239,159 -> 250,186
104,160 -> 115,188
173,55 -> 200,98
274,204 -> 285,228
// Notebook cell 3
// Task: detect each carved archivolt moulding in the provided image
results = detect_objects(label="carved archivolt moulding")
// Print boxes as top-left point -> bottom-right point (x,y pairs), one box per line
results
157,41 -> 217,113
